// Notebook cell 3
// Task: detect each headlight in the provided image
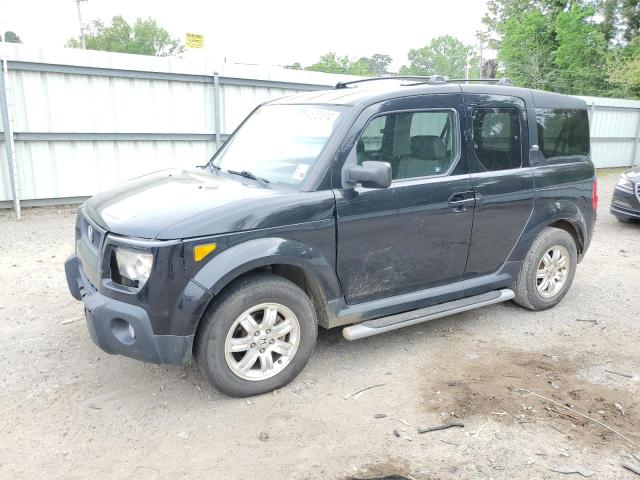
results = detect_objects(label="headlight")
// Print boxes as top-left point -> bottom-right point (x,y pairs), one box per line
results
616,174 -> 634,191
114,247 -> 154,287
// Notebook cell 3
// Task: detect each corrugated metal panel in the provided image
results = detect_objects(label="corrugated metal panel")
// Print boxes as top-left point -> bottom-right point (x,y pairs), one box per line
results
10,71 -> 214,134
591,141 -> 636,168
577,95 -> 640,168
14,140 -> 215,200
0,148 -> 10,201
220,84 -> 301,133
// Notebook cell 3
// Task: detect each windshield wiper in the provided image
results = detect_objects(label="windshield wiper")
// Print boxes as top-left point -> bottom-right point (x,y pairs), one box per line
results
226,169 -> 270,187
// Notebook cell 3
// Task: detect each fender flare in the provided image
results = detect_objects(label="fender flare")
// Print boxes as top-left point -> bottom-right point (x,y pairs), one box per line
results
189,236 -> 343,321
508,199 -> 588,263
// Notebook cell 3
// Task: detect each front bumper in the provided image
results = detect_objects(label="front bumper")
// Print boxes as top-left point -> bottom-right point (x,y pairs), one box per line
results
611,186 -> 640,220
64,255 -> 194,365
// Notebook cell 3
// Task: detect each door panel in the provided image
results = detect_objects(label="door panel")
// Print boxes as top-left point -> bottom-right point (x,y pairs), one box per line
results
463,93 -> 535,277
333,93 -> 474,304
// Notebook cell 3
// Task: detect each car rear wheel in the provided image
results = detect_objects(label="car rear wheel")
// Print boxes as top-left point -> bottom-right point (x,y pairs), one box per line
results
511,227 -> 578,311
194,273 -> 317,397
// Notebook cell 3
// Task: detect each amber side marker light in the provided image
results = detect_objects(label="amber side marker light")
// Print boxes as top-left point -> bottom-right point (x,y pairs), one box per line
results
194,243 -> 217,262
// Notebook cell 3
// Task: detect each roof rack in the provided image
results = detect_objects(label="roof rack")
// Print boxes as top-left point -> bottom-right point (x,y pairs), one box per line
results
427,77 -> 513,86
334,76 -> 512,89
334,75 -> 447,89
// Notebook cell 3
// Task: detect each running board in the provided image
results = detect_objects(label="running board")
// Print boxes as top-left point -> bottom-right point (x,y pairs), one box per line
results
342,289 -> 515,341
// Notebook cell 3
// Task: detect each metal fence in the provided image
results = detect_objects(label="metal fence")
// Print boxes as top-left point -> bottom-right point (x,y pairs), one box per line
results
578,95 -> 640,170
1,44 -> 640,216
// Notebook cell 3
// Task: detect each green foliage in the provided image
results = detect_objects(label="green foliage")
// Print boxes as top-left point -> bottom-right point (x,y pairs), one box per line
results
66,16 -> 184,57
2,31 -> 22,43
498,10 -> 557,88
608,37 -> 640,96
369,54 -> 393,76
621,0 -> 640,41
554,6 -> 608,92
305,52 -> 351,74
400,35 -> 479,78
303,52 -> 392,76
486,0 -> 638,97
595,0 -> 640,43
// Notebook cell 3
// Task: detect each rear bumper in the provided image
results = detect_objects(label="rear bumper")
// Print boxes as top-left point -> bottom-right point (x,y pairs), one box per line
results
64,254 -> 193,365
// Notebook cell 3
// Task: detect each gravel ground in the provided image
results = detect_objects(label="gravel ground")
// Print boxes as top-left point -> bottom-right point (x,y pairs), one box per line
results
0,169 -> 638,480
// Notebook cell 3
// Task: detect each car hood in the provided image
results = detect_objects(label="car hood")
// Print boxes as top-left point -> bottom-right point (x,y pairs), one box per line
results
625,166 -> 640,180
83,169 -> 335,240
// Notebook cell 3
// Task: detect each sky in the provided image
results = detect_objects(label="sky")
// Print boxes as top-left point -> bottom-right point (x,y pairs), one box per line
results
0,0 -> 490,69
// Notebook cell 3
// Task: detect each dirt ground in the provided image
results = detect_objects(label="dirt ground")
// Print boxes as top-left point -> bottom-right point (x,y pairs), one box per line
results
0,169 -> 639,479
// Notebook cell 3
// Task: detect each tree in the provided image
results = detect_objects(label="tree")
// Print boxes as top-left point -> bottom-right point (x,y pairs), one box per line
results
498,10 -> 557,88
2,31 -> 22,43
305,52 -> 352,74
400,35 -> 478,78
597,0 -> 640,43
303,52 -> 394,76
608,37 -> 640,96
66,16 -> 184,56
369,54 -> 393,76
621,0 -> 640,41
554,5 -> 608,93
485,0 -> 618,95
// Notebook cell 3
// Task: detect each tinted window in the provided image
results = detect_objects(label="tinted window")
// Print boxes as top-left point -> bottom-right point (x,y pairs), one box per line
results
536,109 -> 589,162
357,110 -> 458,180
472,108 -> 522,171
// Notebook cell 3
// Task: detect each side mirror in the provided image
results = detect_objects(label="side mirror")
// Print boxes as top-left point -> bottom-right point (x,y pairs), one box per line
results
343,161 -> 392,189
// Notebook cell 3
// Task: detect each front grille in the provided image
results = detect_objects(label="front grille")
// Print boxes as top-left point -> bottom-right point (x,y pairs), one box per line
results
79,214 -> 105,250
636,182 -> 640,202
76,211 -> 107,288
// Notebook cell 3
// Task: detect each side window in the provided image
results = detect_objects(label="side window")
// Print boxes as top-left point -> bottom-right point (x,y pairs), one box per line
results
472,108 -> 522,171
536,109 -> 589,163
357,110 -> 458,180
359,116 -> 386,154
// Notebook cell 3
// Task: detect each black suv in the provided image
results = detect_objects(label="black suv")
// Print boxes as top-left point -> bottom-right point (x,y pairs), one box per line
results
65,77 -> 597,397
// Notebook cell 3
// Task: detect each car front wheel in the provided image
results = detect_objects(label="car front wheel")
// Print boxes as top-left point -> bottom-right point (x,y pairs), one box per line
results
194,273 -> 317,397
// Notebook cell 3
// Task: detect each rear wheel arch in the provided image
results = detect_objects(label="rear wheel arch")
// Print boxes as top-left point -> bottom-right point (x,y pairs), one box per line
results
548,219 -> 583,254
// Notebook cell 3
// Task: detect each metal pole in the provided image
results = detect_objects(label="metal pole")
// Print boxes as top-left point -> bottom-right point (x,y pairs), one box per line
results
213,72 -> 221,149
632,108 -> 640,167
0,55 -> 20,218
75,0 -> 87,49
478,39 -> 483,79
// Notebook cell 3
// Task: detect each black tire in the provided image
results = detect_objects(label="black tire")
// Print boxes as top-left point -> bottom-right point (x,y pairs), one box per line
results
511,227 -> 578,311
194,273 -> 317,397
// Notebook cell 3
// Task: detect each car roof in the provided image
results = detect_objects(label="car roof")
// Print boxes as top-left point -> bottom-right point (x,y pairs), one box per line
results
269,81 -> 587,110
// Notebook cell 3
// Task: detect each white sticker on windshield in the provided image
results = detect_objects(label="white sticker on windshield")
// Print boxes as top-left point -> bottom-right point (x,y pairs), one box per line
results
292,164 -> 309,180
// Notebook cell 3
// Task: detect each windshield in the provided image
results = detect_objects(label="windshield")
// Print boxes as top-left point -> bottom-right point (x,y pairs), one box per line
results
213,104 -> 346,187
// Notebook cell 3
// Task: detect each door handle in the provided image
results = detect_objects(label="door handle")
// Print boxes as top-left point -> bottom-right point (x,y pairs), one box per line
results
448,192 -> 476,212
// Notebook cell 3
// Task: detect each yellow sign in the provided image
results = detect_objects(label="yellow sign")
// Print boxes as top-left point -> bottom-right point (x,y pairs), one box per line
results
185,33 -> 204,49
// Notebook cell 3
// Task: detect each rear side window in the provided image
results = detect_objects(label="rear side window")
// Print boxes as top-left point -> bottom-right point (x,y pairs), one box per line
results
536,109 -> 589,162
472,108 -> 522,171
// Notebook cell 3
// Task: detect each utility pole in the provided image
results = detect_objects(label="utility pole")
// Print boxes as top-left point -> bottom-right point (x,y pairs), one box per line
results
75,0 -> 88,49
476,30 -> 490,78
